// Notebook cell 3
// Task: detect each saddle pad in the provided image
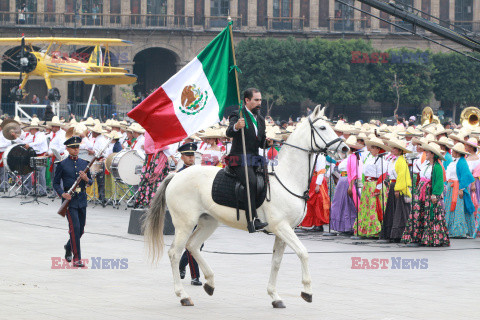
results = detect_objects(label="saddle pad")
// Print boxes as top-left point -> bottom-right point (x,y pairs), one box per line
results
212,169 -> 267,210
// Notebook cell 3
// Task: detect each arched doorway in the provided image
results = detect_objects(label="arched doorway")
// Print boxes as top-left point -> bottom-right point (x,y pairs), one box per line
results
133,47 -> 179,99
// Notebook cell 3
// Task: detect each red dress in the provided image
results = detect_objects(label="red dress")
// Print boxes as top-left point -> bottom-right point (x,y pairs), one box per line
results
301,171 -> 330,227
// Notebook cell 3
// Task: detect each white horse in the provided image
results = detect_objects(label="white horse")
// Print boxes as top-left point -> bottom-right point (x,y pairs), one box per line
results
143,105 -> 348,308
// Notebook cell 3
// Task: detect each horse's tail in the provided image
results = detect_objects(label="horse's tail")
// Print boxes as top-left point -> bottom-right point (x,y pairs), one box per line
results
143,173 -> 175,264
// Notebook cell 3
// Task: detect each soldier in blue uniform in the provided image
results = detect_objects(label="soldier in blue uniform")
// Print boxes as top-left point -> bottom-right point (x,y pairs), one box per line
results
177,142 -> 202,286
53,136 -> 93,268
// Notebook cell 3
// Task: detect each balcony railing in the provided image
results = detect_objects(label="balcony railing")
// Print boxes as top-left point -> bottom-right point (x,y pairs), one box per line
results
0,11 -> 194,29
328,18 -> 370,33
265,17 -> 304,31
203,15 -> 242,30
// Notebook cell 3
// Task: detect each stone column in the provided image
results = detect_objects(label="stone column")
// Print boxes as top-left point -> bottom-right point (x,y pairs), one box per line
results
267,0 -> 273,29
141,0 -> 147,26
431,0 -> 440,18
185,0 -> 194,26
103,0 -> 110,27
204,0 -> 210,28
248,0 -> 256,29
37,0 -> 44,24
57,0 -> 65,25
310,0 -> 319,29
449,0 -> 455,22
329,0 -> 335,31
121,0 -> 129,26
371,7 -> 380,31
229,0 -> 237,18
354,0 -> 361,32
292,0 -> 300,29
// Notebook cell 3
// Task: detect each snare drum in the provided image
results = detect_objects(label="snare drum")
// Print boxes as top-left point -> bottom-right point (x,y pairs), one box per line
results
2,144 -> 36,175
30,156 -> 48,167
110,150 -> 144,185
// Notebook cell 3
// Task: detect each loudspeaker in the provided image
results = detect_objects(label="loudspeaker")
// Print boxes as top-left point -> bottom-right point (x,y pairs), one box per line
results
128,209 -> 175,235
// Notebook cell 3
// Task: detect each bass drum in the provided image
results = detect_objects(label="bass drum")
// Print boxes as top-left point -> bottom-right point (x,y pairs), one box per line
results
110,150 -> 144,185
2,144 -> 37,175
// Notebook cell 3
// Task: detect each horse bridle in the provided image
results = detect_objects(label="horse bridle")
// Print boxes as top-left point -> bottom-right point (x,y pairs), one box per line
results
267,117 -> 344,203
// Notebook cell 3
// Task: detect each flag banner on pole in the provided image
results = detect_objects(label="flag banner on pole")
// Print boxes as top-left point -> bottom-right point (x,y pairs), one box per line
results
127,24 -> 238,148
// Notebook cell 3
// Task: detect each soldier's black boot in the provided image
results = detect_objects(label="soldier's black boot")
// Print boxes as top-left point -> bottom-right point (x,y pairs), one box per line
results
64,244 -> 72,262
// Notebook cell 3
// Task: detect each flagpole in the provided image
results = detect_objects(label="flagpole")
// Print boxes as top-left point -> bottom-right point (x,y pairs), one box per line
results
228,17 -> 253,229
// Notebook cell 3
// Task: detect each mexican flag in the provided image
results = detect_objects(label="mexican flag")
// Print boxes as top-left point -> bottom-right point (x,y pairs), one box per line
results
127,23 -> 238,148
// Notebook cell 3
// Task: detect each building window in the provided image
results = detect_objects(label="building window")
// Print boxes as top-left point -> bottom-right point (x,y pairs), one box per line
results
17,0 -> 37,24
131,0 -> 141,24
272,0 -> 292,30
81,0 -> 103,26
210,0 -> 229,27
45,0 -> 56,23
257,0 -> 267,26
394,0 -> 414,32
194,0 -> 204,25
334,0 -> 354,31
0,0 -> 9,22
110,0 -> 120,24
421,0 -> 431,20
455,0 -> 473,32
361,3 -> 371,30
439,0 -> 449,27
318,0 -> 329,28
238,0 -> 248,27
147,0 -> 167,26
300,0 -> 309,27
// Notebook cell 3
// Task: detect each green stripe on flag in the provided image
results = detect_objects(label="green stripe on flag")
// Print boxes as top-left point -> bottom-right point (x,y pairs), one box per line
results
197,26 -> 238,120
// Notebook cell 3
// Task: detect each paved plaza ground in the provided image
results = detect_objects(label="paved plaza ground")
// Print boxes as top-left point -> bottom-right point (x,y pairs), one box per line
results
1,196 -> 479,319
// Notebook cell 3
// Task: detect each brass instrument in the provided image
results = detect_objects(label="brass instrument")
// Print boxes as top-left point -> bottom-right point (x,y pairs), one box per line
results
1,119 -> 22,141
421,107 -> 440,125
460,106 -> 480,129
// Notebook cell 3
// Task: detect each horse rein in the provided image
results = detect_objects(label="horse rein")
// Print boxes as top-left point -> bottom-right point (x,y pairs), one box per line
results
267,117 -> 344,204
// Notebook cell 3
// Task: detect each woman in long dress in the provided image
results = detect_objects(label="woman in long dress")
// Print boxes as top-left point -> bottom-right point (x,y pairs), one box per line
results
462,138 -> 480,238
353,137 -> 389,237
419,142 -> 450,246
381,138 -> 412,242
443,143 -> 476,238
330,136 -> 363,234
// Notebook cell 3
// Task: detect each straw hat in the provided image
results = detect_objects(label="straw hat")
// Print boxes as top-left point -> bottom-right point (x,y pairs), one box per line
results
436,136 -> 454,149
386,138 -> 412,154
129,123 -> 145,134
344,135 -> 363,150
90,123 -> 107,134
108,130 -> 123,140
110,120 -> 122,128
398,126 -> 422,137
422,142 -> 445,161
198,127 -> 224,139
357,132 -> 368,141
365,137 -> 391,151
463,137 -> 478,149
47,116 -> 63,127
82,117 -> 95,127
266,125 -> 281,140
452,143 -> 471,156
333,121 -> 347,132
411,136 -> 430,146
24,118 -> 45,130
449,132 -> 466,143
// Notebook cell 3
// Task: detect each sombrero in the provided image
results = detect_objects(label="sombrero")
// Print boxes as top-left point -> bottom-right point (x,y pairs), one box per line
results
436,136 -> 454,149
129,123 -> 145,134
23,118 -> 45,131
422,142 -> 445,161
365,137 -> 391,151
452,143 -> 470,156
386,138 -> 412,154
344,135 -> 363,150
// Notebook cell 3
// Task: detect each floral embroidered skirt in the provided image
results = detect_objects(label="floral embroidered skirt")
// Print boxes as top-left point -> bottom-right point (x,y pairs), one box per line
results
444,183 -> 475,238
135,151 -> 169,208
353,181 -> 386,237
402,179 -> 426,244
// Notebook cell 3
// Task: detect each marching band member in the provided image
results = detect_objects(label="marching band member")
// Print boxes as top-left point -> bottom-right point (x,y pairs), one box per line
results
23,118 -> 48,196
53,136 -> 93,267
381,138 -> 412,242
89,124 -> 108,206
130,123 -> 145,158
444,143 -> 476,238
354,137 -> 390,237
46,116 -> 66,177
330,136 -> 363,234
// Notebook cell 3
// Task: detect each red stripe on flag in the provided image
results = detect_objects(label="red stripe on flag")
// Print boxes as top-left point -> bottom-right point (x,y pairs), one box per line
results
127,87 -> 188,149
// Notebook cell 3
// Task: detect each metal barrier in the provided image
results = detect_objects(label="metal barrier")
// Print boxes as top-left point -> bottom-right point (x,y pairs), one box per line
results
15,102 -> 60,120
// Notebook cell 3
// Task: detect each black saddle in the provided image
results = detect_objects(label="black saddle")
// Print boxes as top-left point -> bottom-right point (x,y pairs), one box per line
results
212,167 -> 267,213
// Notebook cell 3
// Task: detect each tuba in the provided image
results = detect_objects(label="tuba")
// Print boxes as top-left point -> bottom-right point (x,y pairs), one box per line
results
421,107 -> 440,125
460,106 -> 480,129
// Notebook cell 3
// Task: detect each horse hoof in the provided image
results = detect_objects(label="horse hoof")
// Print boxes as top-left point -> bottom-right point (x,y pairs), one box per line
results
301,292 -> 312,303
204,283 -> 215,296
180,298 -> 194,306
272,300 -> 286,308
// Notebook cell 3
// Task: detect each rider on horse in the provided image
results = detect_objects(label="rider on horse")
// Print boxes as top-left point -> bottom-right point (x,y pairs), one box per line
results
226,88 -> 269,233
